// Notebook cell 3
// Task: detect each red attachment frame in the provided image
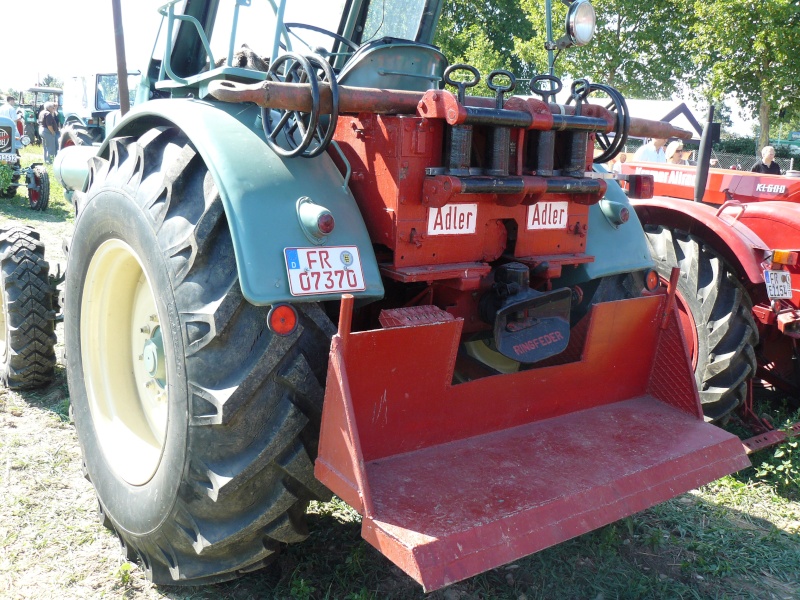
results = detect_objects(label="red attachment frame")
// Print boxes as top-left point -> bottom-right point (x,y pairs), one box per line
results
315,295 -> 749,591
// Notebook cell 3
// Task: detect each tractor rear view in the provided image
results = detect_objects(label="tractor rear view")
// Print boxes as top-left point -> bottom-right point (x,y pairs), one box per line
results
627,145 -> 800,450
35,0 -> 752,591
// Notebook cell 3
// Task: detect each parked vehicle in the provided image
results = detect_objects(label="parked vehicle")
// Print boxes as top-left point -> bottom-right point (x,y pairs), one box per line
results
59,71 -> 139,148
625,153 -> 800,450
0,113 -> 50,210
18,86 -> 63,145
27,0 -> 749,591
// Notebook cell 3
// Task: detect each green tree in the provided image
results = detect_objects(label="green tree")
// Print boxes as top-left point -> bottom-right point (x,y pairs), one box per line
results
436,0 -> 696,100
434,0 -> 536,95
515,0 -> 696,98
688,0 -> 800,152
39,74 -> 63,89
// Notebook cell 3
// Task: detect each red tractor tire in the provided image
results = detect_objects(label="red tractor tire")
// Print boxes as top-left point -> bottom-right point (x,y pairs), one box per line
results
645,226 -> 758,422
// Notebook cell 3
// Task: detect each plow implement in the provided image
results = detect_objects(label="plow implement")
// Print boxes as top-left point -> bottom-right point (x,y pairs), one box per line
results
316,294 -> 750,591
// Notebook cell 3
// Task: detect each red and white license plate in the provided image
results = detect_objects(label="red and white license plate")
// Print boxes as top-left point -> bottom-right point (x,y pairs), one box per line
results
284,246 -> 366,296
764,270 -> 792,300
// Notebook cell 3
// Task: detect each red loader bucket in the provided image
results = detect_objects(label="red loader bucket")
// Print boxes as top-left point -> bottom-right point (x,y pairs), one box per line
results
315,294 -> 750,592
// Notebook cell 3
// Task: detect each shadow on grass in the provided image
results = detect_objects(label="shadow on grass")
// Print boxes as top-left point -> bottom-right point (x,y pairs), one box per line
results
0,188 -> 74,223
139,486 -> 800,600
725,386 -> 800,503
19,366 -> 70,421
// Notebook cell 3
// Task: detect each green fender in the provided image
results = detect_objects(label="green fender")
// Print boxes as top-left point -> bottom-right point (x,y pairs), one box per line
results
557,168 -> 654,286
98,98 -> 384,306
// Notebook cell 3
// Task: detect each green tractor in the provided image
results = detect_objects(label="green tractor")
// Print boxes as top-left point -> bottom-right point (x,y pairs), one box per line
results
17,86 -> 63,145
27,0 -> 750,591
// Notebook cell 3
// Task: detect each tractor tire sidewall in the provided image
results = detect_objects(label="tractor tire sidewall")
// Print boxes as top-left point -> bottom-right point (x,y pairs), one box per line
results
66,129 -> 335,584
65,191 -> 188,533
645,226 -> 757,421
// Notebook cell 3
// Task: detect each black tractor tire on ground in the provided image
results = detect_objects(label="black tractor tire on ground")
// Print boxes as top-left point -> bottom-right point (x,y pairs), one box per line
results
0,225 -> 57,389
59,123 -> 95,149
28,166 -> 49,211
644,226 -> 758,422
65,127 -> 336,585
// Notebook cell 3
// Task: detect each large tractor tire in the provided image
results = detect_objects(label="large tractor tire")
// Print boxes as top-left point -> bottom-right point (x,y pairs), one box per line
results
644,226 -> 758,422
65,128 -> 336,584
0,225 -> 57,389
59,123 -> 95,150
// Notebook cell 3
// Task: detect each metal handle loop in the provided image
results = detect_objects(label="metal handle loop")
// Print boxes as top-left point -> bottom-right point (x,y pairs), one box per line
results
487,70 -> 516,109
443,64 -> 481,103
529,74 -> 563,102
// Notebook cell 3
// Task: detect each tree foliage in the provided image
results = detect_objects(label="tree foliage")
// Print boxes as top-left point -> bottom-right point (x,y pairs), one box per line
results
435,0 -> 696,99
687,0 -> 800,150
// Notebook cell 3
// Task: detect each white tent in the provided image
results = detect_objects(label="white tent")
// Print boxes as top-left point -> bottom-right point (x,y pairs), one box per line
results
624,99 -> 705,141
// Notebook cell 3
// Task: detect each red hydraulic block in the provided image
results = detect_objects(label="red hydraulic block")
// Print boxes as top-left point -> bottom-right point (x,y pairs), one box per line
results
315,294 -> 750,591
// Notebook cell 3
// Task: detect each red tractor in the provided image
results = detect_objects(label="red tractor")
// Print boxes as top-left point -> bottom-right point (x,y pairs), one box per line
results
626,153 -> 800,450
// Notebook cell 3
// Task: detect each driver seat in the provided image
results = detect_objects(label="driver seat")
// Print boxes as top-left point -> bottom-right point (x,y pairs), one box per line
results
337,37 -> 447,92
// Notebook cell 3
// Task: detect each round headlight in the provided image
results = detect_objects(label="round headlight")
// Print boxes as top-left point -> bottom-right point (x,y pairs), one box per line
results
20,135 -> 31,147
567,0 -> 596,47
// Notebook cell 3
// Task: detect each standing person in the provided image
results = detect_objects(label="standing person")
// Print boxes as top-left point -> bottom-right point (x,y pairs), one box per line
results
751,146 -> 781,174
39,102 -> 58,164
611,152 -> 627,173
0,96 -> 21,135
665,141 -> 688,165
633,137 -> 668,163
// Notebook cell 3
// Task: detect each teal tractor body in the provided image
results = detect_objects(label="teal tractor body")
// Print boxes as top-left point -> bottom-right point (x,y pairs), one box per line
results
52,0 -> 748,592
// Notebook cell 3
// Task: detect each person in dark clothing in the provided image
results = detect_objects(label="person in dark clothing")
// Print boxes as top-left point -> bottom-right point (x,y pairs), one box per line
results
751,146 -> 781,174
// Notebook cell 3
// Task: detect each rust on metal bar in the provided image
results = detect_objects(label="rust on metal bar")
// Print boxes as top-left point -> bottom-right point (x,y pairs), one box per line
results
208,79 -> 692,140
209,79 -> 424,114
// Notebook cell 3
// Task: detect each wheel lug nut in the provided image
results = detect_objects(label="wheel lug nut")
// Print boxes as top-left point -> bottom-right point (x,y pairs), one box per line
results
149,314 -> 158,322
145,381 -> 155,389
141,325 -> 151,334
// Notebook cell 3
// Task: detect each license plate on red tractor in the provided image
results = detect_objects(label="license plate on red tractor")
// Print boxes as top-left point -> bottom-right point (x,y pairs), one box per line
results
764,270 -> 792,300
284,246 -> 366,296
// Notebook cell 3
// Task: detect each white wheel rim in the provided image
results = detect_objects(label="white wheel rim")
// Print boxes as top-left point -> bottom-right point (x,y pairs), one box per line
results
81,239 -> 168,485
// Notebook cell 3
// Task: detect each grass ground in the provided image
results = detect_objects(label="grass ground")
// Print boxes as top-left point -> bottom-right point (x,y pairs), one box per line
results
0,143 -> 798,599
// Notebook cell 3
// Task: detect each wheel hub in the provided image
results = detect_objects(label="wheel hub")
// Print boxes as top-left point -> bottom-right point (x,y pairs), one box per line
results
81,239 -> 169,486
142,326 -> 166,384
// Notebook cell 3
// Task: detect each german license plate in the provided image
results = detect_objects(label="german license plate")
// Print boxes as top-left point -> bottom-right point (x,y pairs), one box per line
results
764,270 -> 792,300
0,153 -> 18,164
284,246 -> 366,296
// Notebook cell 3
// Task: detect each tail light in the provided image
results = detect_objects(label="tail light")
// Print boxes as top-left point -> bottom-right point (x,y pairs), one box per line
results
644,269 -> 660,292
268,304 -> 298,336
627,174 -> 654,199
772,250 -> 798,266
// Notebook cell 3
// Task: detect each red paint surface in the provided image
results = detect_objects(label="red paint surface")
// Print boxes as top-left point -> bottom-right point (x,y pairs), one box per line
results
315,295 -> 749,591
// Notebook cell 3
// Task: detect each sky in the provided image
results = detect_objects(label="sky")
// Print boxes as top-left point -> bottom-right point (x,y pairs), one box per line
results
2,0 -> 165,90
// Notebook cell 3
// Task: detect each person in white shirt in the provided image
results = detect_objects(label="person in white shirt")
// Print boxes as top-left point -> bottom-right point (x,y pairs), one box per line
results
0,96 -> 20,130
633,137 -> 668,163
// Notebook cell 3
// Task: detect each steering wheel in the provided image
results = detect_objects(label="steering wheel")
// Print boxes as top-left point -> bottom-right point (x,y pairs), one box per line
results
566,82 -> 630,164
262,52 -> 320,158
284,22 -> 359,57
288,54 -> 340,158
